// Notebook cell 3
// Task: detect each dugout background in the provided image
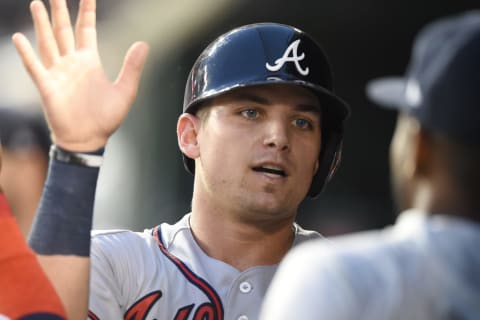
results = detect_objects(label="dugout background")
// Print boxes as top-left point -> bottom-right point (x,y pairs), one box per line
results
0,0 -> 478,235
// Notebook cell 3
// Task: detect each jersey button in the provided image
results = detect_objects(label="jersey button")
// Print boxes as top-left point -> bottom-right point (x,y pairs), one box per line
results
239,281 -> 252,293
238,315 -> 248,320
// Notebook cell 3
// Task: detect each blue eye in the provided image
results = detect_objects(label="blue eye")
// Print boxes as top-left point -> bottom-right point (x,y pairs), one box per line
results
293,118 -> 312,129
241,109 -> 259,119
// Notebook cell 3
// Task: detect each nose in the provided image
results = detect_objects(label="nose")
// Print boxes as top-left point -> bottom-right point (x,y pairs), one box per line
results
263,119 -> 290,152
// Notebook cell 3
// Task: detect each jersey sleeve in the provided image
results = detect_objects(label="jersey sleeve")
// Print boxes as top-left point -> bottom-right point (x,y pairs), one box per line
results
88,231 -> 129,319
0,193 -> 66,319
89,230 -> 155,319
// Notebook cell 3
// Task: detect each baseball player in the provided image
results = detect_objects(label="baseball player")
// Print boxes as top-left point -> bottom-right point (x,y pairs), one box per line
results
0,144 -> 66,319
260,10 -> 480,320
13,0 -> 349,319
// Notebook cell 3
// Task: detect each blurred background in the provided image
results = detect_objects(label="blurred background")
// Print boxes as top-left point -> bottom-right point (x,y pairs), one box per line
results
0,0 -> 478,236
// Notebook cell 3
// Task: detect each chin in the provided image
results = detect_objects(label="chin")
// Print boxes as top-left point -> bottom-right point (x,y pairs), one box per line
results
247,194 -> 296,216
235,182 -> 301,213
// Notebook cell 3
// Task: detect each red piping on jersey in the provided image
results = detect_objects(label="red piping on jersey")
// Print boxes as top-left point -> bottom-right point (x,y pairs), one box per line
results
88,310 -> 100,320
153,226 -> 224,320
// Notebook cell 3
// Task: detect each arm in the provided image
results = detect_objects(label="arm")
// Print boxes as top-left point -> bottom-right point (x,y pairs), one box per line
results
29,157 -> 99,319
12,0 -> 149,318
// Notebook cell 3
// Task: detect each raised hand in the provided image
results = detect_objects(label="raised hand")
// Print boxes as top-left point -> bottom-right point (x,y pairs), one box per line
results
12,0 -> 149,151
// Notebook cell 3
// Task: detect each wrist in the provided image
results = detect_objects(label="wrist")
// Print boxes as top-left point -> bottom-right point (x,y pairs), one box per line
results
50,145 -> 104,167
52,135 -> 108,153
29,158 -> 99,256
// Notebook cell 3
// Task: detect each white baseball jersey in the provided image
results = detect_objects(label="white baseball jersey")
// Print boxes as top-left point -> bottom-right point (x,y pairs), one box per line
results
87,213 -> 321,320
260,209 -> 480,320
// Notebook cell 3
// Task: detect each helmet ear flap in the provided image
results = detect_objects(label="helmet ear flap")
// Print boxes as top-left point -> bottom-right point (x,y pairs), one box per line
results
327,141 -> 343,182
183,154 -> 195,175
307,128 -> 344,198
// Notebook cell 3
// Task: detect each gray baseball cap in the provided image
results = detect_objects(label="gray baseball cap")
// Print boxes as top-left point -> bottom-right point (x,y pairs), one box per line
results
367,10 -> 480,145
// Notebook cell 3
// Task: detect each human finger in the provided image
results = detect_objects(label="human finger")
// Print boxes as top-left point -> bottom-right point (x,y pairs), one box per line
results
75,0 -> 97,50
115,42 -> 150,99
50,0 -> 75,55
12,33 -> 48,92
30,0 -> 60,67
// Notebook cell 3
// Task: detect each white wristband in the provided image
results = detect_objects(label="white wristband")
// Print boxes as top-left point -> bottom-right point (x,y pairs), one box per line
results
49,145 -> 104,167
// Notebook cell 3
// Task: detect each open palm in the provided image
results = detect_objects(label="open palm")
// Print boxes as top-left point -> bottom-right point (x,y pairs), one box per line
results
13,0 -> 149,151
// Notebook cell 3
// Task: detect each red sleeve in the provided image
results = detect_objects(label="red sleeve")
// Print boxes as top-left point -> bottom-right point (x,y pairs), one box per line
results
0,193 -> 66,319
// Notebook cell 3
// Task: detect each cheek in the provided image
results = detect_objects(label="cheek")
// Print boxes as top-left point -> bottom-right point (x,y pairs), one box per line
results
199,125 -> 251,171
301,135 -> 321,168
292,143 -> 321,181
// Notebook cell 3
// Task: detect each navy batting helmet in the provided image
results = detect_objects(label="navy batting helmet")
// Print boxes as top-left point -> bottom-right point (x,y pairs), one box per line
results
182,23 -> 350,197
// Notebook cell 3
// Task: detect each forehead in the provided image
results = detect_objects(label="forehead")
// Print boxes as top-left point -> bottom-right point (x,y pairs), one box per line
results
210,84 -> 321,111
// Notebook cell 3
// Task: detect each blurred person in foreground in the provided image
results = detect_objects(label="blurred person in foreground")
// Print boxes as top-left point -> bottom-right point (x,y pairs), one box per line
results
0,143 -> 66,319
0,107 -> 50,237
260,10 -> 480,320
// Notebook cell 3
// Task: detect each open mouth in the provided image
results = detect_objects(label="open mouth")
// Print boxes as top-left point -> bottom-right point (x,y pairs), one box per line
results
252,166 -> 286,177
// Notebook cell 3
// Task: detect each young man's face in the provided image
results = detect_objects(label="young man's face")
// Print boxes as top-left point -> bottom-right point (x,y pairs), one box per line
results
194,83 -> 322,222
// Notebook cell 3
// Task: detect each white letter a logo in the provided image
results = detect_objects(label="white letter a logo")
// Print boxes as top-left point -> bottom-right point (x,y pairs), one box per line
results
266,39 -> 309,76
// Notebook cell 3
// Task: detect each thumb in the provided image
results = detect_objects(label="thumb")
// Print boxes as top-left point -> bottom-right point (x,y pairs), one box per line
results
115,41 -> 150,99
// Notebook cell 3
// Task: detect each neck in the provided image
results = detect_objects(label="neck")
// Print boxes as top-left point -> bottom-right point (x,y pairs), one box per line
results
189,198 -> 296,271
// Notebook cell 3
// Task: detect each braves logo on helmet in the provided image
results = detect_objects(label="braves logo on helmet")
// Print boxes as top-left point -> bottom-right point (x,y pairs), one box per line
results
266,39 -> 309,76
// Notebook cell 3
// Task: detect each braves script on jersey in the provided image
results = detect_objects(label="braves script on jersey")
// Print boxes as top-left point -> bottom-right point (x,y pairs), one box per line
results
87,214 -> 321,320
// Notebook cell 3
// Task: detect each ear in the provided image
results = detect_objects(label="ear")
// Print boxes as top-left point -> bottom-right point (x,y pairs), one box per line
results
177,113 -> 201,160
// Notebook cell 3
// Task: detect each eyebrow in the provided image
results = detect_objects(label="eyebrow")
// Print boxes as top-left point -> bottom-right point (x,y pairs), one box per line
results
231,92 -> 321,114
